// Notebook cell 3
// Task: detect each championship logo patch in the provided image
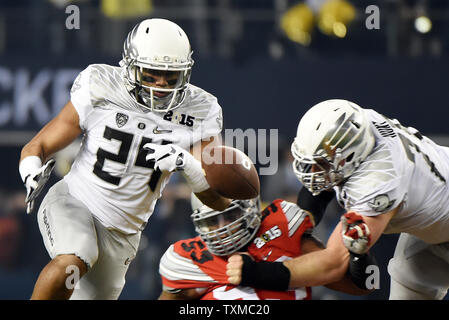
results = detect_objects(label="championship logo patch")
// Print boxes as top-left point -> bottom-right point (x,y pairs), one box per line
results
116,113 -> 129,128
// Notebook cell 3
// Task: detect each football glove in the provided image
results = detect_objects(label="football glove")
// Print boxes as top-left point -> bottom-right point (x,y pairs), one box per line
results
341,211 -> 371,255
144,143 -> 210,193
144,143 -> 186,172
23,159 -> 56,214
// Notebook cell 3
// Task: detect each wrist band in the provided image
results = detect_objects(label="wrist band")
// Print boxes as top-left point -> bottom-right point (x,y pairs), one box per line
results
19,156 -> 42,182
239,254 -> 291,291
181,154 -> 210,193
348,251 -> 378,290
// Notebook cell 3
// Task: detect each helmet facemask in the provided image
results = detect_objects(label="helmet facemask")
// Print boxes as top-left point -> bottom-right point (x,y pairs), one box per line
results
291,100 -> 375,195
191,199 -> 261,256
292,144 -> 346,195
123,61 -> 192,113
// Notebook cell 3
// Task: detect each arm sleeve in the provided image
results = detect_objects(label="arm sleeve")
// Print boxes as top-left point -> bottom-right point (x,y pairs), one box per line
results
199,101 -> 223,141
279,200 -> 314,238
159,244 -> 217,290
346,176 -> 405,217
296,187 -> 335,226
340,140 -> 407,217
70,65 -> 95,130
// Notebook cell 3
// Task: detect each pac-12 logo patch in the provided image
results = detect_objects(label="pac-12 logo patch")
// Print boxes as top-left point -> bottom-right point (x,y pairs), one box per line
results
116,113 -> 129,128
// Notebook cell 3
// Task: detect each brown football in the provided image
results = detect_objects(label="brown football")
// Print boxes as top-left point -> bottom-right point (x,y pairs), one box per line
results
201,145 -> 260,199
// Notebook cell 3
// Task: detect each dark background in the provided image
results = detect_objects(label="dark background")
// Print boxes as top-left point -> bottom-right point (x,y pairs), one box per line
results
0,0 -> 447,300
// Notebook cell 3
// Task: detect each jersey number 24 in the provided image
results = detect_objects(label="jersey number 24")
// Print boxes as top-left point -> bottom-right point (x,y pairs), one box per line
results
93,126 -> 170,191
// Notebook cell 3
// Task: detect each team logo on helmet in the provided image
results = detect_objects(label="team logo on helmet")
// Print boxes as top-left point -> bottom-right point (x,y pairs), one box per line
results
116,113 -> 129,128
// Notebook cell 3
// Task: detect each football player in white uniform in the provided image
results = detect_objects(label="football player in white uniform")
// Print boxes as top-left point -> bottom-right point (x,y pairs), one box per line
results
226,99 -> 449,300
18,18 -> 229,300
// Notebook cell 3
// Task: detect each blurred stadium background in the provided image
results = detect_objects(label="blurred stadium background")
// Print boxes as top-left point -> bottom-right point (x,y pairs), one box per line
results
0,0 -> 448,300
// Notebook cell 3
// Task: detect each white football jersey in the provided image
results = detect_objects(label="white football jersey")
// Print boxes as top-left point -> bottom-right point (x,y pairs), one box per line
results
64,64 -> 223,234
335,109 -> 449,244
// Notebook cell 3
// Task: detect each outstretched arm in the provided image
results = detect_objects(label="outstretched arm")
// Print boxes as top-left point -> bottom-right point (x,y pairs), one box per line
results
145,134 -> 231,211
285,222 -> 350,287
287,207 -> 398,287
300,234 -> 376,295
227,207 -> 398,290
189,135 -> 231,211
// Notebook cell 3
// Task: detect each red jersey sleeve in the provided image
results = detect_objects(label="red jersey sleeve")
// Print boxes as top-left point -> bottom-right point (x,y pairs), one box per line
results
159,236 -> 228,291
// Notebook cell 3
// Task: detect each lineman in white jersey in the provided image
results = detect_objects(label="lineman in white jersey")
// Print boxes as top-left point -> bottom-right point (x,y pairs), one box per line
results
18,18 -> 230,299
226,99 -> 449,299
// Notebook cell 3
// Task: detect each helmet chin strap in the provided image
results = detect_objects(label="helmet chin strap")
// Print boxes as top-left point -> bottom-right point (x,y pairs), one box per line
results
329,170 -> 344,186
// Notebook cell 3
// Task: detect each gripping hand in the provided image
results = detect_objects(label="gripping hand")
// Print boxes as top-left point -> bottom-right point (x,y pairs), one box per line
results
341,211 -> 371,255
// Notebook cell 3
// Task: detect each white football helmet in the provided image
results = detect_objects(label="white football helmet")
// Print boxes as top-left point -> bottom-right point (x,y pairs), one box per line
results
291,99 -> 375,195
191,197 -> 261,256
121,18 -> 194,112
